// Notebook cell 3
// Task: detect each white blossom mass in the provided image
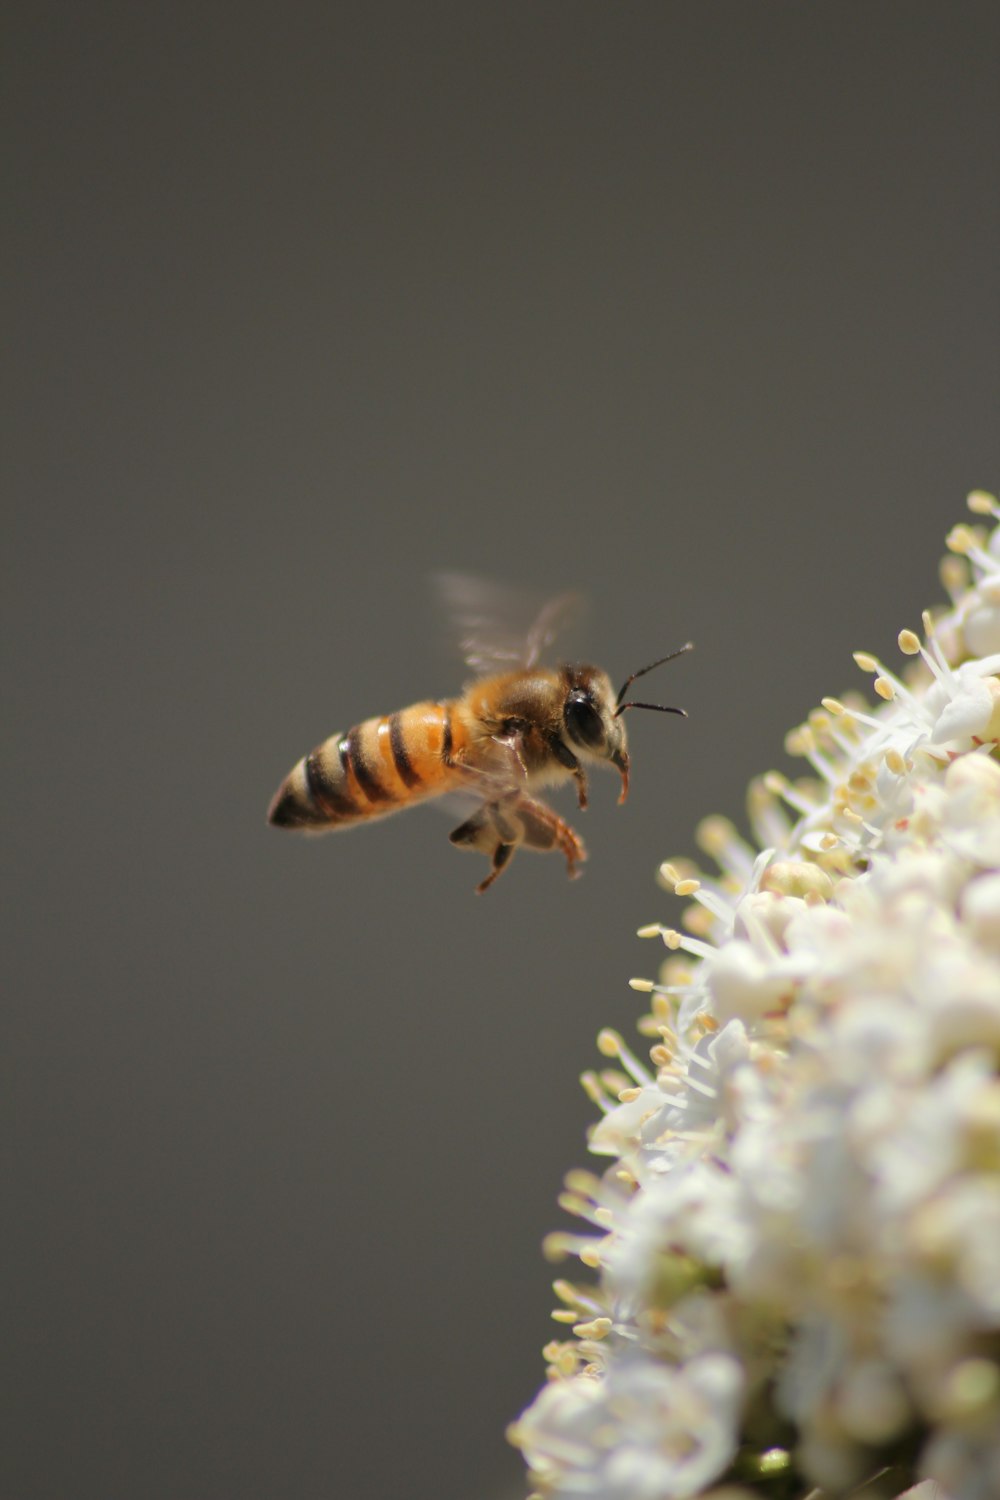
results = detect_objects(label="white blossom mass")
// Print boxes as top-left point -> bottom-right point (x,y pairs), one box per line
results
511,495 -> 1000,1500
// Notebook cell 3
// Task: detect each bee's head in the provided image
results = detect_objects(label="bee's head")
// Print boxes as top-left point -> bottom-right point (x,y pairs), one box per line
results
561,645 -> 692,802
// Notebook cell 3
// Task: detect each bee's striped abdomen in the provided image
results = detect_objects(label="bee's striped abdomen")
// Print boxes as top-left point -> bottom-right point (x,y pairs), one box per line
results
268,700 -> 467,833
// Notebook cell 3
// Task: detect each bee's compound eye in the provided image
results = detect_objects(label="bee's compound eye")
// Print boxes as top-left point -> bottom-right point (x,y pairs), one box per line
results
564,691 -> 604,748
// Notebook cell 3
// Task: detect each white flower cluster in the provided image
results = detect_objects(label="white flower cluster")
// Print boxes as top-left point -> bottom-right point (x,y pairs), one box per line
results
510,496 -> 1000,1500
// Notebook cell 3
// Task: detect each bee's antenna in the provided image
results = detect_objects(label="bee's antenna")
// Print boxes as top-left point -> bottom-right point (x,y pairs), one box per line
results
614,642 -> 693,717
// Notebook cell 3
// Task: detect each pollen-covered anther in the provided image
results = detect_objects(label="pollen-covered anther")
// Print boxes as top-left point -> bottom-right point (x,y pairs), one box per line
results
946,523 -> 979,556
784,726 -> 808,757
683,904 -> 715,938
564,1168 -> 601,1197
821,696 -> 846,716
853,651 -> 879,672
572,1317 -> 612,1340
660,929 -> 683,950
884,747 -> 908,776
695,815 -> 740,860
636,923 -> 662,939
940,552 -> 970,599
628,977 -> 655,993
541,1232 -> 575,1263
543,1341 -> 583,1379
968,489 -> 998,516
808,710 -> 834,739
579,1071 -> 606,1109
597,1029 -> 624,1058
898,628 -> 922,655
673,878 -> 700,897
874,676 -> 895,700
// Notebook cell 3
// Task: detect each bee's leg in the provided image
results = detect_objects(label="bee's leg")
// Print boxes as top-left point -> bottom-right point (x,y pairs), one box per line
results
449,802 -> 520,894
546,735 -> 589,809
475,841 -> 515,894
510,794 -> 587,881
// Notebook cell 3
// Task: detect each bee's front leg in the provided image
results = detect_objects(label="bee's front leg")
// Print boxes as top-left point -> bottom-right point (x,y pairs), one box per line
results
547,734 -> 589,809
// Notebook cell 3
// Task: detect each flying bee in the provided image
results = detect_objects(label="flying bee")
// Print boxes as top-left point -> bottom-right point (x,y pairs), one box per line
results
267,579 -> 691,893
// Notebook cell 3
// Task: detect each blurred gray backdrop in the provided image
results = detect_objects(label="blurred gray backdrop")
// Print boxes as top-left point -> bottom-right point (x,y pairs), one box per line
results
6,3 -> 999,1498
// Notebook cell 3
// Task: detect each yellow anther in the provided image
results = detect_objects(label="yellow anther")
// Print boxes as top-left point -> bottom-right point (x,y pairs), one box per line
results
673,878 -> 700,897
695,815 -> 736,856
542,1233 -> 571,1263
636,923 -> 661,938
940,554 -> 968,593
898,628 -> 921,655
967,489 -> 997,515
821,696 -> 845,715
628,977 -> 655,992
683,904 -> 714,938
874,676 -> 895,700
565,1169 -> 600,1195
572,1317 -> 612,1340
946,524 -> 976,555
853,651 -> 879,672
597,1029 -> 623,1057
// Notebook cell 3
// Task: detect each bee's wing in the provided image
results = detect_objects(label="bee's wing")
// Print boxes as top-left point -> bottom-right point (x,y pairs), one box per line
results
426,748 -> 544,824
434,572 -> 586,675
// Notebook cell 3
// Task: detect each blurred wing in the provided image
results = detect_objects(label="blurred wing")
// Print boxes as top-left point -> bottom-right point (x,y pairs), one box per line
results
434,572 -> 586,675
425,736 -> 547,822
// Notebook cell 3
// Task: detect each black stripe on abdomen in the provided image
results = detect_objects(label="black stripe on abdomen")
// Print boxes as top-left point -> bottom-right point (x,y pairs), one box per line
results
305,750 -> 357,818
442,704 -> 454,766
389,712 -> 422,789
345,725 -> 395,804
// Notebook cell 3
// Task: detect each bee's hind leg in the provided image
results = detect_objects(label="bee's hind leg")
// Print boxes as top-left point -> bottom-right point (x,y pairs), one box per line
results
475,841 -> 515,894
449,795 -> 587,892
448,802 -> 520,894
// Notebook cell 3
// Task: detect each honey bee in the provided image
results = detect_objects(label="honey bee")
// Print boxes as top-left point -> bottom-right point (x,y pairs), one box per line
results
268,581 -> 691,893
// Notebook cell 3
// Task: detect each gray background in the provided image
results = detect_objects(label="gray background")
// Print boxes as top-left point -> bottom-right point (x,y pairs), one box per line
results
6,4 -> 998,1499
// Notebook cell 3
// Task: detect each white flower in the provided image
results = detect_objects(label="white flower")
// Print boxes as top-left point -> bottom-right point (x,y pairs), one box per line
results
512,494 -> 1000,1500
510,1355 -> 744,1500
